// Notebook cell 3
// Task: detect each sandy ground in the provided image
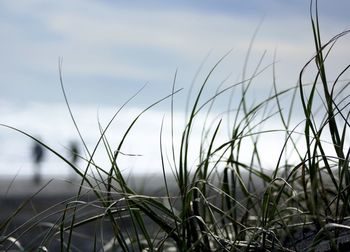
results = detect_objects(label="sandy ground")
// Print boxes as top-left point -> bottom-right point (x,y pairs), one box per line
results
1,174 -> 348,251
0,175 -> 176,251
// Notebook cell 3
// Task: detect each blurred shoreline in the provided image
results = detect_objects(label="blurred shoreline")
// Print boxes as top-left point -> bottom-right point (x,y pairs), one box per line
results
0,173 -> 179,198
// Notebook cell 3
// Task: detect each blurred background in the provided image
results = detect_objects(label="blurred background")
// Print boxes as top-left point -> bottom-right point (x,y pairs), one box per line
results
0,0 -> 349,179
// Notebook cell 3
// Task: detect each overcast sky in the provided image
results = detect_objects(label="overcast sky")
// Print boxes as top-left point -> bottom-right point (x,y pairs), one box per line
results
0,0 -> 349,109
0,1 -> 349,177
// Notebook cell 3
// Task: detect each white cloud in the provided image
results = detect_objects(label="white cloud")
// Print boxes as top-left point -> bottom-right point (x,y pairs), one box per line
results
0,0 -> 348,99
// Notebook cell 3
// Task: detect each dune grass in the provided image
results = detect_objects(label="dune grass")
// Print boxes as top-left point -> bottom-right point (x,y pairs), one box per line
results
1,1 -> 350,251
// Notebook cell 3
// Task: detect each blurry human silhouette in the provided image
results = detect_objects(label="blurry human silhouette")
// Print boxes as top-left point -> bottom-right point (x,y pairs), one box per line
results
68,141 -> 80,180
31,140 -> 45,185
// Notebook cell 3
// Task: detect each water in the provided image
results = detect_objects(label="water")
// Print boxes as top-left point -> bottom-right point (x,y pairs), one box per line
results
0,100 -> 311,179
0,101 -> 172,178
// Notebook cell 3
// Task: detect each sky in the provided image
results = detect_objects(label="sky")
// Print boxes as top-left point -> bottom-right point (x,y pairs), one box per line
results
0,0 -> 349,178
0,0 -> 349,106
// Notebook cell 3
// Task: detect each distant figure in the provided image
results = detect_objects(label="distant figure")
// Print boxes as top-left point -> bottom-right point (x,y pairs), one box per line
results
68,141 -> 80,180
31,140 -> 45,185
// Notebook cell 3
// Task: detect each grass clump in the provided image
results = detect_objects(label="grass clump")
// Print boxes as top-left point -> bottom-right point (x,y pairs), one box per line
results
1,1 -> 350,251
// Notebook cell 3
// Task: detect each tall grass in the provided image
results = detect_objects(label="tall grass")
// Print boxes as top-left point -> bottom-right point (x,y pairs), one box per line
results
1,1 -> 350,251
